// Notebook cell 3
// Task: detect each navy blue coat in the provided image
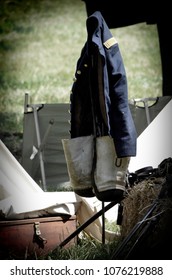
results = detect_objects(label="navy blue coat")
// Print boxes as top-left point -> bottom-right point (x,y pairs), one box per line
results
70,11 -> 137,157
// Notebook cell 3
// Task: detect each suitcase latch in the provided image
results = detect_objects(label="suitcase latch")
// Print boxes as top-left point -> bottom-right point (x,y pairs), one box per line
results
33,222 -> 47,248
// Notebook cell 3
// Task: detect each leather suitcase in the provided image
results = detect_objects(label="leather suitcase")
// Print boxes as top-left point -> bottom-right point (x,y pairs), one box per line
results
0,215 -> 77,259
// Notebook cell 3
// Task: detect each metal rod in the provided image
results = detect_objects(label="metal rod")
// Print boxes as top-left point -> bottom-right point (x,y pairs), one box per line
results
102,201 -> 105,244
144,100 -> 151,125
112,200 -> 158,259
24,93 -> 29,113
32,106 -> 47,191
59,201 -> 117,248
39,119 -> 54,152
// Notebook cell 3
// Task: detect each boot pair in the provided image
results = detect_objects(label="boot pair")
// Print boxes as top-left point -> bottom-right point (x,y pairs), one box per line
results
62,135 -> 130,202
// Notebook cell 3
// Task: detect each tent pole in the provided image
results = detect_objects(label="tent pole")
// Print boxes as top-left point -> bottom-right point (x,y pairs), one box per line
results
32,105 -> 47,191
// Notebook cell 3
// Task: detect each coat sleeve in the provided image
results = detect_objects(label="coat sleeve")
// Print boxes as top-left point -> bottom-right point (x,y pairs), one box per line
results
105,43 -> 137,157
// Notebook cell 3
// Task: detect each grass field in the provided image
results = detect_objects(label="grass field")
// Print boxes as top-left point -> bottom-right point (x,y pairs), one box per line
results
0,0 -> 162,132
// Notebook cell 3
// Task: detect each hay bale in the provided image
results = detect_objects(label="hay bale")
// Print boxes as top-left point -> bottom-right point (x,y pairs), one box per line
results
116,175 -> 172,259
120,177 -> 164,239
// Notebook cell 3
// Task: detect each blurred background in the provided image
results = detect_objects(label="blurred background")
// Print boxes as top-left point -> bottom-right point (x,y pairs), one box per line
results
0,0 -> 162,133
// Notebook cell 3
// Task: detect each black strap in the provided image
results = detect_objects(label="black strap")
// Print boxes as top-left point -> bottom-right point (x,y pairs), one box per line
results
128,158 -> 172,186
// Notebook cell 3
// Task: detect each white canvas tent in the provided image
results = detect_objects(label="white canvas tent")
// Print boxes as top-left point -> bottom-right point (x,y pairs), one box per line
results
0,139 -> 80,219
129,99 -> 172,172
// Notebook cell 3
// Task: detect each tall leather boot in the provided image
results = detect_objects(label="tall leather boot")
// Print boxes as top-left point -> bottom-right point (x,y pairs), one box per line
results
94,135 -> 130,202
62,135 -> 95,197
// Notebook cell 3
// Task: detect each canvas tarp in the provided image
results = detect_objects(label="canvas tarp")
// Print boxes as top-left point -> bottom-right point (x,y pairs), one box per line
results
21,103 -> 70,189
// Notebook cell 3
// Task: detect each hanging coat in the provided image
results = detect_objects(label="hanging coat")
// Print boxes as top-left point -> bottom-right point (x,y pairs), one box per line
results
70,11 -> 137,158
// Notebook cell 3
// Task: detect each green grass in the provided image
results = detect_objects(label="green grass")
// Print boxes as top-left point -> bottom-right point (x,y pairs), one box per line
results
45,236 -> 120,260
4,233 -> 121,260
0,0 -> 162,132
